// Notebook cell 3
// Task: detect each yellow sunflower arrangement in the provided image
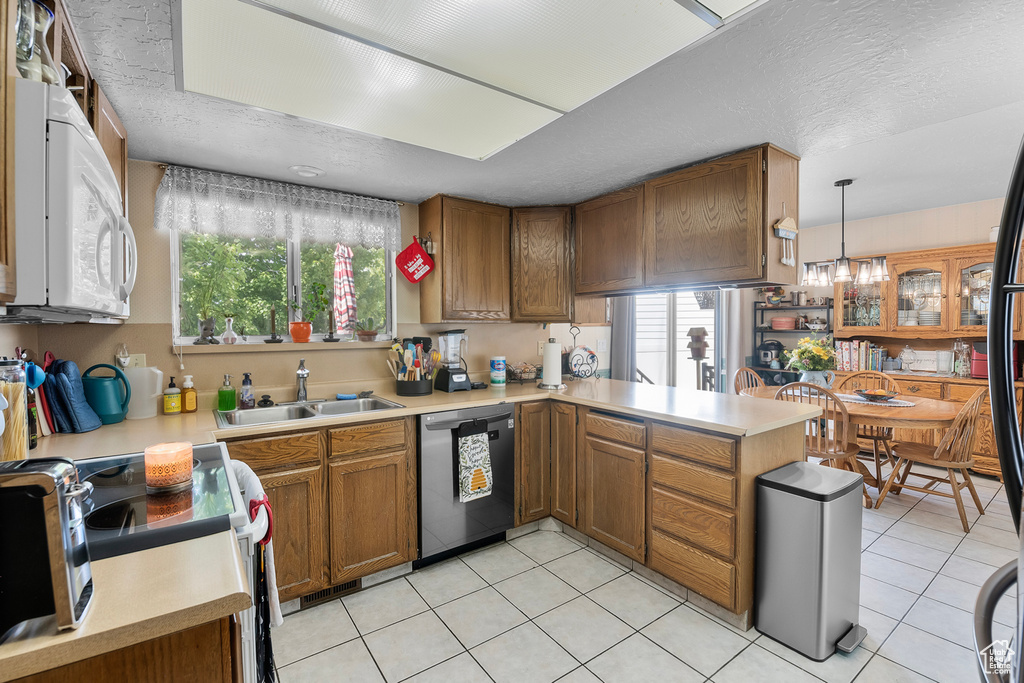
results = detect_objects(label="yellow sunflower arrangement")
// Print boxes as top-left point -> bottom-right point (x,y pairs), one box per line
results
784,336 -> 836,372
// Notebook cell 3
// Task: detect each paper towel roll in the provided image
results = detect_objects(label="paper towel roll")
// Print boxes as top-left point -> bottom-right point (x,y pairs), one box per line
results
540,339 -> 563,388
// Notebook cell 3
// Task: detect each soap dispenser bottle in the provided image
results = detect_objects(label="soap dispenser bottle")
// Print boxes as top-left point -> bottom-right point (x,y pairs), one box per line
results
181,375 -> 198,414
240,373 -> 255,409
163,377 -> 182,415
218,374 -> 236,412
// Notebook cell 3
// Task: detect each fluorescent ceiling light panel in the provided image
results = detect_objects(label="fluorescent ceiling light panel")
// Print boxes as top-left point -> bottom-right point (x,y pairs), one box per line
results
180,0 -> 754,158
252,0 -> 713,112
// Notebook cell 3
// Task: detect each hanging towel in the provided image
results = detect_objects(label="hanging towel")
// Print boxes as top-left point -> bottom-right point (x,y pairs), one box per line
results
333,243 -> 357,333
458,419 -> 493,503
231,460 -> 283,628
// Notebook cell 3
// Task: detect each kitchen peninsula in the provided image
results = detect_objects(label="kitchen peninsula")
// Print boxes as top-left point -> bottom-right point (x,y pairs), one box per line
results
5,379 -> 818,681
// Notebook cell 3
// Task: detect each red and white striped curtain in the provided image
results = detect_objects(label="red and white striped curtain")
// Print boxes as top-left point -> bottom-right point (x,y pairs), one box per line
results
334,244 -> 357,333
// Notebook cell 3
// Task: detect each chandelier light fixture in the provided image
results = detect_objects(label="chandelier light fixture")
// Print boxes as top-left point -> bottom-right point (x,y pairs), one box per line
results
802,178 -> 888,288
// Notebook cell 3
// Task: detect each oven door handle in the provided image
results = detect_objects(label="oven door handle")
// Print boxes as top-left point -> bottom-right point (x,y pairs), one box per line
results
424,411 -> 512,431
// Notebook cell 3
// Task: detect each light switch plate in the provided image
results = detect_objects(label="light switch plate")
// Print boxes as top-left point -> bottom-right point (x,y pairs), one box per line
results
126,354 -> 146,368
537,341 -> 545,356
597,339 -> 609,352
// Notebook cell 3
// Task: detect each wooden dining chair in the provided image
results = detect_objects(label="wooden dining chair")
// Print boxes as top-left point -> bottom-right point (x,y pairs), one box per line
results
734,367 -> 765,395
836,371 -> 903,489
875,388 -> 987,532
774,382 -> 872,507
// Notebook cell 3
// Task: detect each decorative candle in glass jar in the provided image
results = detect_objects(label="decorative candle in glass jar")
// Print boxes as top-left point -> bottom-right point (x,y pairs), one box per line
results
144,442 -> 194,492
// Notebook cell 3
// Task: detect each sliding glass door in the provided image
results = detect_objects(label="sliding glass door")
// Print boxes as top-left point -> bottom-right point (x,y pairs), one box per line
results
635,291 -> 719,390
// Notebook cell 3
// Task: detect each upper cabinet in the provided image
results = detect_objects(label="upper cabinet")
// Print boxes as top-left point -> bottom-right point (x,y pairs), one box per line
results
420,195 -> 511,323
44,0 -> 90,114
0,0 -> 16,302
90,81 -> 127,215
512,206 -> 572,322
572,295 -> 610,326
574,185 -> 645,295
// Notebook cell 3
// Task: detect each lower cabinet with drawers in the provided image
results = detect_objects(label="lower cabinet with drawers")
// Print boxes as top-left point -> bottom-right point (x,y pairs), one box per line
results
221,418 -> 417,601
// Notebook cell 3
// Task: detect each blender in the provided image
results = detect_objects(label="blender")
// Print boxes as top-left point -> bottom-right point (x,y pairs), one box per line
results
435,329 -> 471,392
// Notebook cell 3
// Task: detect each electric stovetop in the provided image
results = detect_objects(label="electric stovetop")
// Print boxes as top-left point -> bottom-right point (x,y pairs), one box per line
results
75,442 -> 245,560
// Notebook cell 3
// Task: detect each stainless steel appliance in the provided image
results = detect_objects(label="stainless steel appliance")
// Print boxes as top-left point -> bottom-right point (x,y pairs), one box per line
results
977,135 -> 1024,681
755,462 -> 866,660
0,458 -> 93,640
434,329 -> 471,392
417,404 -> 515,565
758,339 -> 785,364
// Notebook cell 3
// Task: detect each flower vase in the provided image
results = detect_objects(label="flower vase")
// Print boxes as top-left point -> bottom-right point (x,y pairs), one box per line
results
221,316 -> 239,344
799,370 -> 835,388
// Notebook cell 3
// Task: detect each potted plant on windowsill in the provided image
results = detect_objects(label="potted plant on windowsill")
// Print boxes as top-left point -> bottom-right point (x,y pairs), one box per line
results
289,283 -> 330,343
355,317 -> 380,342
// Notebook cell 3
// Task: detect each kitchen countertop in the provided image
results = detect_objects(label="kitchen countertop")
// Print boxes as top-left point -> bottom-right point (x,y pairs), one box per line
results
0,531 -> 250,682
33,379 -> 821,463
11,378 -> 818,676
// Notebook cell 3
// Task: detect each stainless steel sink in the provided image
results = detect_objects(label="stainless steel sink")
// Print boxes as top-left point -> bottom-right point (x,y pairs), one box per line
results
214,396 -> 404,428
314,397 -> 404,416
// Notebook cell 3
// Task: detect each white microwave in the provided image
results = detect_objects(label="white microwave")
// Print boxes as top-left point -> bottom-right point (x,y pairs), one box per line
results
12,79 -> 136,320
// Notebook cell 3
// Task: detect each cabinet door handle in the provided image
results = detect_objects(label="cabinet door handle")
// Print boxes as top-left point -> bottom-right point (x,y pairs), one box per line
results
942,294 -> 947,299
909,386 -> 920,393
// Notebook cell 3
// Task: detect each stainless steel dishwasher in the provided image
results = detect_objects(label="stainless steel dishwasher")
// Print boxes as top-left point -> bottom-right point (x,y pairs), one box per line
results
417,403 -> 515,567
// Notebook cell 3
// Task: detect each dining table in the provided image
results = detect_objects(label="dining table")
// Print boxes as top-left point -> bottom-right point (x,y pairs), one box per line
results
740,384 -> 963,495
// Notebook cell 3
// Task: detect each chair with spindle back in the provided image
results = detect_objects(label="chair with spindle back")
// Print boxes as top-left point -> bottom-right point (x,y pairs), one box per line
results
774,382 -> 872,508
836,371 -> 903,489
875,388 -> 987,532
733,367 -> 765,395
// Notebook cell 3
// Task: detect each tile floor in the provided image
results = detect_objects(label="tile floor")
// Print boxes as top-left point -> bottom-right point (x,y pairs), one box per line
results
273,469 -> 1015,682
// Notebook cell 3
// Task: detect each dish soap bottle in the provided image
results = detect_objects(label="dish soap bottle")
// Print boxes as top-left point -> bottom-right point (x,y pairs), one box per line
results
163,377 -> 182,414
181,375 -> 198,414
218,374 -> 236,412
240,372 -> 255,409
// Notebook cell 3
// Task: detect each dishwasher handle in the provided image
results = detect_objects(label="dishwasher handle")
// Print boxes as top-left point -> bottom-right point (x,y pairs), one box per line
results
424,411 -> 513,431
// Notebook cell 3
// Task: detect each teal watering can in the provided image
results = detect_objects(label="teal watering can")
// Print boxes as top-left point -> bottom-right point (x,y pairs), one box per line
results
82,364 -> 131,425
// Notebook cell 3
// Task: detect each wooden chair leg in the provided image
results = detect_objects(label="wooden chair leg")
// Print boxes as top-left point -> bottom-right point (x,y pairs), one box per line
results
948,468 -> 971,533
876,457 -> 905,509
963,468 -> 986,515
896,458 -> 913,494
872,439 -> 883,491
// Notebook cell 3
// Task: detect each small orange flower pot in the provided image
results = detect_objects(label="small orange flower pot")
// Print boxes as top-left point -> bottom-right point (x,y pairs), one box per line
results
289,321 -> 312,343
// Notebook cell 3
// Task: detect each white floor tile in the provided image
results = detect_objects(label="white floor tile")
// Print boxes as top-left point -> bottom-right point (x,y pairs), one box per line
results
903,596 -> 975,648
862,510 -> 899,533
878,623 -> 978,683
860,551 -> 936,594
272,599 -> 359,667
544,548 -> 626,593
711,643 -> 820,683
434,586 -> 528,649
587,574 -> 680,629
494,566 -> 581,618
853,655 -> 934,682
914,497 -> 980,524
975,509 -> 1016,531
883,519 -> 964,553
406,558 -> 488,607
641,604 -> 749,677
859,575 -> 919,620
509,530 -> 583,564
405,652 -> 491,683
902,508 -> 976,536
940,554 -> 1003,587
471,622 -> 578,683
858,607 -> 899,652
462,542 -> 538,584
363,611 -> 464,682
535,596 -> 634,663
922,574 -> 983,614
756,634 -> 873,683
955,538 -> 1018,567
968,523 -> 1019,550
278,638 -> 384,682
342,578 -> 429,634
862,530 -> 881,550
868,535 -> 950,572
556,667 -> 602,682
587,633 -> 704,683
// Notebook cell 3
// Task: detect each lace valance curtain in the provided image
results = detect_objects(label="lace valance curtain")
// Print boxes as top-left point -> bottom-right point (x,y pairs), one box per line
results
154,165 -> 401,250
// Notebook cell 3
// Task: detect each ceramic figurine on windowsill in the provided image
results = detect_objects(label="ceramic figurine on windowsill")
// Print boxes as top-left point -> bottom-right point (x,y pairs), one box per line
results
194,315 -> 220,345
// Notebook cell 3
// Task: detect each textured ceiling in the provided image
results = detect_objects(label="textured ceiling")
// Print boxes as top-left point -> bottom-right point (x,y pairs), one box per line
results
65,0 -> 1024,227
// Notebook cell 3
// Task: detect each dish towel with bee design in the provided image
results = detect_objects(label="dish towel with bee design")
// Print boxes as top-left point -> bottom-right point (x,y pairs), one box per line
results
458,419 -> 493,502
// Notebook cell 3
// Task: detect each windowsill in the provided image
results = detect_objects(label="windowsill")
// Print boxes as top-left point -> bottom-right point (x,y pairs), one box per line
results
174,340 -> 393,355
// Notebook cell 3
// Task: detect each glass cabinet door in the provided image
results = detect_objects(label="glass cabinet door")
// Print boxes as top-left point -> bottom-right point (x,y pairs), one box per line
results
891,259 -> 948,334
835,280 -> 887,335
952,256 -> 992,334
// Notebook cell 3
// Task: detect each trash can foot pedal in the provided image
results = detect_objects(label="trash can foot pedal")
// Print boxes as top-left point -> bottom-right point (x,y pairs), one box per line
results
836,624 -> 867,653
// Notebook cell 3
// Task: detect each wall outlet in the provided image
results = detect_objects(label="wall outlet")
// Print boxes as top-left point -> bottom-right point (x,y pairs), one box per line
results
126,354 -> 146,368
597,339 -> 609,353
537,341 -> 545,356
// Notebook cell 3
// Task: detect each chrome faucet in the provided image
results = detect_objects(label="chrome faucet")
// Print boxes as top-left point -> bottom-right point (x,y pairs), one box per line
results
296,359 -> 309,402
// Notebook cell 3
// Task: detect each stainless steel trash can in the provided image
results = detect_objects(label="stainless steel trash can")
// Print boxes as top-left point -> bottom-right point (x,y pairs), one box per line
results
755,461 -> 867,661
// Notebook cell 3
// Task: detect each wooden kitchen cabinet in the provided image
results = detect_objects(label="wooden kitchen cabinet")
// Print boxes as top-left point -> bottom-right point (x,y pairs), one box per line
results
572,295 -> 610,325
0,0 -> 16,302
516,401 -> 551,525
578,410 -> 646,562
512,206 -> 572,322
90,81 -> 127,215
224,431 -> 327,601
643,144 -> 799,289
420,195 -> 510,322
574,185 -> 645,295
42,0 -> 91,114
550,402 -> 577,528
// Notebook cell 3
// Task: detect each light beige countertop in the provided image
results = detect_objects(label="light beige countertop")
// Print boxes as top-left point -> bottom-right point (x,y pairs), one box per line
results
0,531 -> 251,681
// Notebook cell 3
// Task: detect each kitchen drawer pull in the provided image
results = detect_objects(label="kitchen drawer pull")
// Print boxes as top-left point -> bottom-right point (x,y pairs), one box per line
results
909,386 -> 919,393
